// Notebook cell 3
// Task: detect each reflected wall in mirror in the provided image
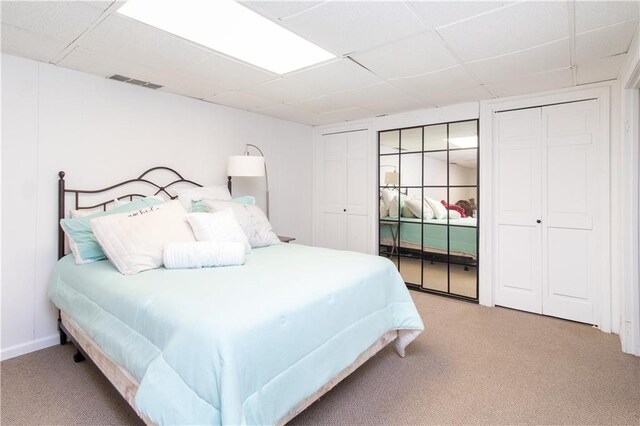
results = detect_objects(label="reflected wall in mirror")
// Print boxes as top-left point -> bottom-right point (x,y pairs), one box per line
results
378,119 -> 479,302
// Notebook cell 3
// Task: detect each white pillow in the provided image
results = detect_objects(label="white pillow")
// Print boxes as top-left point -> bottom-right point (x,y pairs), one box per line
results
401,204 -> 416,218
425,196 -> 447,220
405,198 -> 435,220
69,196 -> 165,218
90,200 -> 195,275
176,185 -> 231,210
379,200 -> 389,218
448,210 -> 462,219
186,210 -> 251,253
380,188 -> 395,209
203,199 -> 281,248
388,194 -> 408,218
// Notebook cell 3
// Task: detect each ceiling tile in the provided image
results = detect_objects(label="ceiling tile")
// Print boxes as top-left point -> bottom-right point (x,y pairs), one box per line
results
407,1 -> 513,29
466,38 -> 570,84
187,53 -> 277,90
483,68 -> 572,97
256,104 -> 324,126
57,46 -> 154,80
204,91 -> 278,111
419,85 -> 494,107
351,32 -> 458,80
239,1 -> 324,20
1,1 -> 105,44
317,106 -> 375,124
388,66 -> 478,96
279,1 -> 427,55
289,95 -> 357,114
242,78 -> 323,103
330,82 -> 406,107
284,58 -> 381,94
1,23 -> 68,63
576,54 -> 627,85
437,1 -> 569,62
576,20 -> 639,63
363,97 -> 430,115
575,1 -> 640,33
77,14 -> 211,73
152,70 -> 228,99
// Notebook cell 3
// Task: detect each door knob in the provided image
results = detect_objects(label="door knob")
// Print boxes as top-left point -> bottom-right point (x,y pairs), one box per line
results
536,219 -> 541,224
343,209 -> 346,212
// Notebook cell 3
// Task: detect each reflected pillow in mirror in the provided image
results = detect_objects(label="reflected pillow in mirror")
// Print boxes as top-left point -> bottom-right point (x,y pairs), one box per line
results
405,198 -> 434,220
380,200 -> 389,218
425,196 -> 448,220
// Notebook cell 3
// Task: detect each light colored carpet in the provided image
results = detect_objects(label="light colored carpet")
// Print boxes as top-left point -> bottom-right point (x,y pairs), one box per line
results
2,292 -> 639,425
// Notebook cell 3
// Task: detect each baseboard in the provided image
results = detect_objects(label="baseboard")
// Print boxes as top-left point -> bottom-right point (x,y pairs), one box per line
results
0,334 -> 59,361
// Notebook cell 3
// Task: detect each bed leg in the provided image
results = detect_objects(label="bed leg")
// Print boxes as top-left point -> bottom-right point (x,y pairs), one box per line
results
59,328 -> 68,345
464,265 -> 469,271
73,349 -> 86,363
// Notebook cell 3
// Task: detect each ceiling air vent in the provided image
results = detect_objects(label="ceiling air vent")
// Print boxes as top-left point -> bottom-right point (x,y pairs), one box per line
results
107,74 -> 163,90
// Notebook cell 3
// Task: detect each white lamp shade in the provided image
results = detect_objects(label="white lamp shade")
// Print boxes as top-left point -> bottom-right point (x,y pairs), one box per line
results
227,155 -> 265,177
384,171 -> 399,185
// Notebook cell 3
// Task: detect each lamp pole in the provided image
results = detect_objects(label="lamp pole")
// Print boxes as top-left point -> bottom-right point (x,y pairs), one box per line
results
245,144 -> 270,218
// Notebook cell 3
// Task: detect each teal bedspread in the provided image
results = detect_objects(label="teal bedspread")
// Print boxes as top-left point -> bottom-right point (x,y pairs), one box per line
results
48,244 -> 423,425
380,217 -> 477,258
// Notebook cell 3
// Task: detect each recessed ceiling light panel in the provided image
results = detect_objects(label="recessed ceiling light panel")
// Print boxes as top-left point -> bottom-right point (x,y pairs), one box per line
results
117,0 -> 335,74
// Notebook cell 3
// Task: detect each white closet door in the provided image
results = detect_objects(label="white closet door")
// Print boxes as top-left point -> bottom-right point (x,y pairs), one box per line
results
317,130 -> 369,252
318,133 -> 347,250
541,100 -> 598,324
345,130 -> 369,252
494,108 -> 543,314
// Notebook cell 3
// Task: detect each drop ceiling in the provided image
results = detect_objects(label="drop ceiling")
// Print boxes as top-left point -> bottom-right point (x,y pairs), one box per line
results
1,1 -> 638,126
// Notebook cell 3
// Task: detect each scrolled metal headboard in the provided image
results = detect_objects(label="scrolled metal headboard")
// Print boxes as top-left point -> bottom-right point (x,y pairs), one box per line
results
57,166 -> 230,259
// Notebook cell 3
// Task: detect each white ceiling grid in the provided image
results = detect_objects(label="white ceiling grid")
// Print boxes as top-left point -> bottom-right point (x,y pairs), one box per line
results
1,0 -> 638,126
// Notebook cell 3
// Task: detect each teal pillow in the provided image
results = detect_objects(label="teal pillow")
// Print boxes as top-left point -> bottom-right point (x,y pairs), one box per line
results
191,196 -> 255,212
61,197 -> 165,264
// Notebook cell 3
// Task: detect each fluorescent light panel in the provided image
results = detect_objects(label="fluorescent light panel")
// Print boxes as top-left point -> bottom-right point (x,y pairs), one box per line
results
117,0 -> 335,74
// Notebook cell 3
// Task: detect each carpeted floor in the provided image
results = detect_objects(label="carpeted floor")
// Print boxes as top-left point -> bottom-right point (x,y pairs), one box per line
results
2,291 -> 639,425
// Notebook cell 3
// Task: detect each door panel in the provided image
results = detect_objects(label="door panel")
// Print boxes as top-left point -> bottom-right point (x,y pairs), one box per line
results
541,100 -> 598,324
496,224 -> 541,313
347,214 -> 368,253
494,108 -> 542,313
346,131 -> 368,216
319,212 -> 346,250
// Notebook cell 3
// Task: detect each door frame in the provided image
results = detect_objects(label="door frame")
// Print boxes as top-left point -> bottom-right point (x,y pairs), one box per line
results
479,84 -> 612,332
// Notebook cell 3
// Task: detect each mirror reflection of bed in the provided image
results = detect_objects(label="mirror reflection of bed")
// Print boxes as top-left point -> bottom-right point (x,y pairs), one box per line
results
379,120 -> 479,301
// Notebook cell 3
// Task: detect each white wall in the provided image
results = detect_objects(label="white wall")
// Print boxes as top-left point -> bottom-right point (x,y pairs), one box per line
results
1,54 -> 314,360
315,84 -> 630,343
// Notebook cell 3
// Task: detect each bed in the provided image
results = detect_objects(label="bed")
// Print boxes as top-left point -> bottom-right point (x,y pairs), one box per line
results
50,167 -> 424,425
379,216 -> 477,263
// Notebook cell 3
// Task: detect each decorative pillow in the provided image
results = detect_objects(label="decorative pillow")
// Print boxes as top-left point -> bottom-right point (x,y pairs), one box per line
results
379,199 -> 389,218
388,194 -> 408,218
401,204 -> 417,218
191,196 -> 256,213
90,200 -> 195,275
202,199 -> 281,248
60,197 -> 165,264
425,196 -> 448,220
380,188 -> 395,209
69,196 -> 165,218
187,210 -> 251,253
448,210 -> 462,219
176,185 -> 231,210
405,198 -> 435,220
441,200 -> 467,218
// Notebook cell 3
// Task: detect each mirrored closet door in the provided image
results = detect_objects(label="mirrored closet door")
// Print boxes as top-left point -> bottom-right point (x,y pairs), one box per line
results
379,120 -> 479,301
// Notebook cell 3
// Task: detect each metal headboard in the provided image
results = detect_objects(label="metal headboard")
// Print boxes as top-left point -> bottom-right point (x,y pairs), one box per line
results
57,166 -> 231,260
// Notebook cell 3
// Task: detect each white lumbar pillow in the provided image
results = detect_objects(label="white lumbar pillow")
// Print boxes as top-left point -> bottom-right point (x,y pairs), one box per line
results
176,185 -> 231,210
90,200 -> 195,275
202,200 -> 281,248
448,210 -> 462,219
186,210 -> 251,253
425,196 -> 447,220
